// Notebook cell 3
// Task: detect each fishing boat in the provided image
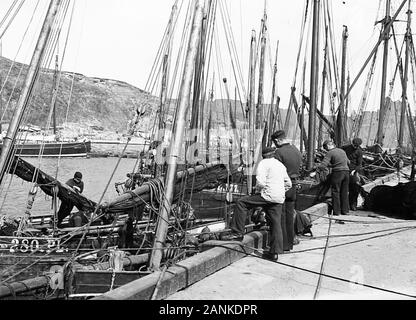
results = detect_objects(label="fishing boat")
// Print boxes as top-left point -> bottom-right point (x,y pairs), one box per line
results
85,0 -> 415,301
0,0 -> 251,299
0,51 -> 92,158
1,0 -> 415,301
3,140 -> 92,158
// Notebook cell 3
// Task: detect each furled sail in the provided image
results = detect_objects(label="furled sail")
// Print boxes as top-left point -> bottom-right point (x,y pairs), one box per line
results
9,156 -> 234,215
10,156 -> 97,212
101,162 -> 233,214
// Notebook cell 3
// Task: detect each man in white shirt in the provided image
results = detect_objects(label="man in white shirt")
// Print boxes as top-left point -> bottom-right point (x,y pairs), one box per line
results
225,147 -> 292,261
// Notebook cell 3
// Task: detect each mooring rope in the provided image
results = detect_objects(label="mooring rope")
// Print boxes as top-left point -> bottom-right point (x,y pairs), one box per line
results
313,209 -> 333,300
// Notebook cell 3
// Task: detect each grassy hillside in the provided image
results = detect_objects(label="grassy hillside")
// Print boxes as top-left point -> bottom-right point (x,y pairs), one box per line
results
0,56 -> 158,132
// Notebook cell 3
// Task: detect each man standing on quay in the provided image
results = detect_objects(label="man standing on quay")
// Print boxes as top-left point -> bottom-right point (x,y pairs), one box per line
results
317,140 -> 350,216
271,130 -> 302,252
342,138 -> 364,211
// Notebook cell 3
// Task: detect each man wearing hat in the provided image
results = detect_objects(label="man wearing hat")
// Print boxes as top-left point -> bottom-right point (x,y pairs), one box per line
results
57,172 -> 84,227
225,147 -> 292,261
318,140 -> 350,216
342,138 -> 364,211
271,130 -> 302,252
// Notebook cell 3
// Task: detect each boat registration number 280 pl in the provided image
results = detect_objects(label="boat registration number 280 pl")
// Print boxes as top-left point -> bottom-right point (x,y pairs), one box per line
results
0,237 -> 65,254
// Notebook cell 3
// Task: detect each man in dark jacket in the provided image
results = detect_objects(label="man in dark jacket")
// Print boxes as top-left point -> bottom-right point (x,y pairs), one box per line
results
317,140 -> 350,216
271,130 -> 302,252
57,172 -> 84,227
342,138 -> 364,211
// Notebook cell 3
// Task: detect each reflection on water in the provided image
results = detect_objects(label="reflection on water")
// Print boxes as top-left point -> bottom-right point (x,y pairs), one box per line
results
0,157 -> 139,217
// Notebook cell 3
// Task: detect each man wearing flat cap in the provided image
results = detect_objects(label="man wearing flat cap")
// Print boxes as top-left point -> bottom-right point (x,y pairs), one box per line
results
57,172 -> 85,227
271,130 -> 302,252
318,140 -> 350,216
342,138 -> 364,211
226,146 -> 292,261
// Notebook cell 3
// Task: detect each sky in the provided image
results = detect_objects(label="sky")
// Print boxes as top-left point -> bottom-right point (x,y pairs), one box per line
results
0,0 -> 412,114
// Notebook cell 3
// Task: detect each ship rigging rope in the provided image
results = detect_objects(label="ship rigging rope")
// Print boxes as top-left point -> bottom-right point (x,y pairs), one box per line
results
0,209 -> 147,285
0,80 -> 39,198
0,0 -> 25,40
135,217 -> 152,255
55,1 -> 82,181
0,0 -> 20,31
144,0 -> 183,93
0,87 -> 39,206
198,0 -> 218,131
208,241 -> 416,299
196,0 -> 219,131
0,0 -> 72,172
284,0 -> 309,132
103,183 -> 185,234
292,5 -> 313,144
313,210 -> 333,300
176,161 -> 190,233
307,224 -> 415,240
72,138 -> 134,256
3,0 -> 74,205
184,169 -> 198,230
147,0 -> 191,150
218,0 -> 247,101
304,210 -> 416,225
381,26 -> 404,144
0,210 -> 111,282
350,46 -> 378,140
290,226 -> 416,254
325,0 -> 341,103
0,0 -> 41,122
36,0 -> 75,166
151,249 -> 189,300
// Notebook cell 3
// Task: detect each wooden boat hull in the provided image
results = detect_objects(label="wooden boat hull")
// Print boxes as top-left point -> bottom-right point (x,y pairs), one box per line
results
0,253 -> 71,283
190,179 -> 326,219
72,270 -> 149,297
2,141 -> 92,157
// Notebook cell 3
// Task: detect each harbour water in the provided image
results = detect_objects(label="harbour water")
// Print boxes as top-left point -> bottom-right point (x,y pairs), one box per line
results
0,157 -> 139,217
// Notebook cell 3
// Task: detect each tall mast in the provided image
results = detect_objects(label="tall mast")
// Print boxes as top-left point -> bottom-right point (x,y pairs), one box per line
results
300,60 -> 307,153
149,0 -> 205,271
155,54 -> 169,177
336,25 -> 348,146
155,4 -> 177,177
398,0 -> 411,149
256,13 -> 267,132
375,0 -> 391,146
205,78 -> 214,164
318,26 -> 328,149
266,42 -> 280,147
307,0 -> 320,170
0,0 -> 61,185
247,30 -> 256,195
367,111 -> 375,146
0,70 -> 2,134
52,54 -> 59,135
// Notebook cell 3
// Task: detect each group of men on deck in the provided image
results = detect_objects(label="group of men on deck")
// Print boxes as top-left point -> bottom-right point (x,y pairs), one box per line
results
224,130 -> 363,262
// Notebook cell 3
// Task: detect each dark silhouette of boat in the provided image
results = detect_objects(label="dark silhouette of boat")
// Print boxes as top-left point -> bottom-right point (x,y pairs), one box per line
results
1,140 -> 91,158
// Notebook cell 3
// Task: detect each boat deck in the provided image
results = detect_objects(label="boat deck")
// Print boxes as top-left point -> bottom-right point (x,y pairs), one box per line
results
167,210 -> 416,300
